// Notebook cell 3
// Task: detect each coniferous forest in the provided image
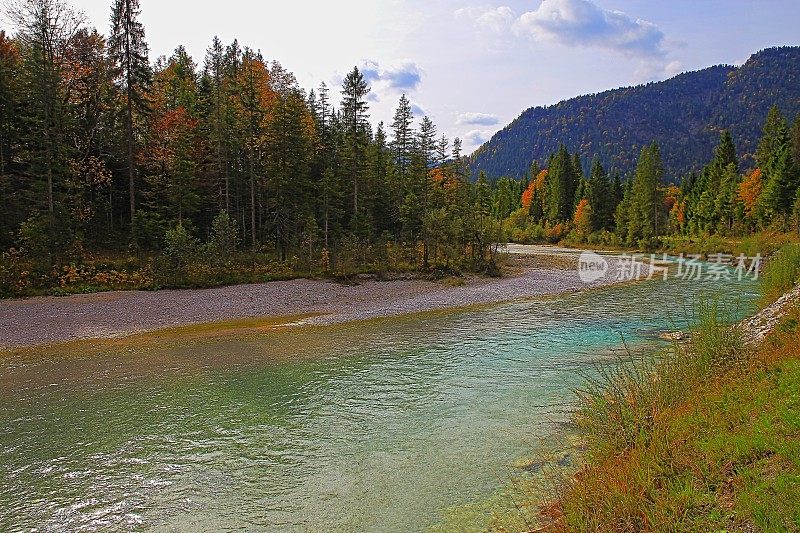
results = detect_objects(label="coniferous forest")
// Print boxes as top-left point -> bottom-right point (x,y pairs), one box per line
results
1,0 -> 799,298
0,0 -> 504,296
502,105 -> 800,250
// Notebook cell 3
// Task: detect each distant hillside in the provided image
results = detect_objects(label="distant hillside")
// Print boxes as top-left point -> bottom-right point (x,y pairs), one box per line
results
468,47 -> 800,180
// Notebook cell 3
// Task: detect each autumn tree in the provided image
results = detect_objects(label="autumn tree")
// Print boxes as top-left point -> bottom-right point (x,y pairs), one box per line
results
738,168 -> 763,229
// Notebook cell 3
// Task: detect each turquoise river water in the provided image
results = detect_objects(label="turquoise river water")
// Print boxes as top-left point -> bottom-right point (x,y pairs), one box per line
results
0,273 -> 759,531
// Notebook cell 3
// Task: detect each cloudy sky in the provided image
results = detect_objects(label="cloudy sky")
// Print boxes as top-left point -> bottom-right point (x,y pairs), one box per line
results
31,0 -> 800,152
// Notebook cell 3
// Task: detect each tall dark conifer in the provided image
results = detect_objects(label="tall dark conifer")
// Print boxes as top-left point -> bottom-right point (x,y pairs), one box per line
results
109,0 -> 150,221
340,67 -> 370,217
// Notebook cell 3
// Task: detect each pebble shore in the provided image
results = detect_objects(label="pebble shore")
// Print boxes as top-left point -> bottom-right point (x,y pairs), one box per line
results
0,248 -> 624,350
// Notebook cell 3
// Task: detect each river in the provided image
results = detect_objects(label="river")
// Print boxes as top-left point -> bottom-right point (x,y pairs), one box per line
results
0,271 -> 759,531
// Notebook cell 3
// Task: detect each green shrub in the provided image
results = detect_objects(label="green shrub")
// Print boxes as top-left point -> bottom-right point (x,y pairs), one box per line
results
208,211 -> 239,260
164,223 -> 199,268
17,211 -> 75,269
130,211 -> 167,254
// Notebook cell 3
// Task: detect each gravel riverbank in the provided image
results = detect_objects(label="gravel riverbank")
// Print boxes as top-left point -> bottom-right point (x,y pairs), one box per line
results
0,247 -> 624,350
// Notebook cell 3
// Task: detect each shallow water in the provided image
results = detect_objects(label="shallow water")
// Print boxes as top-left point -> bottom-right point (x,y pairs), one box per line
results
0,273 -> 759,531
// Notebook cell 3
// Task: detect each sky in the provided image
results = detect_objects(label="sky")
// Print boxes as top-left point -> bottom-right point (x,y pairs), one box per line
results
7,0 -> 800,153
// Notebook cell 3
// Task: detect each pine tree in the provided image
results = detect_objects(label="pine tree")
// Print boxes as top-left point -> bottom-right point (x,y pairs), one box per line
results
10,0 -> 84,214
417,116 -> 437,168
203,36 -> 229,212
545,144 -> 576,223
0,32 -> 21,246
715,163 -> 740,233
390,94 -> 414,180
791,114 -> 800,170
759,121 -> 795,223
715,130 -> 738,172
756,105 -> 787,170
237,49 -> 273,247
109,0 -> 151,220
340,67 -> 370,218
264,85 -> 313,260
587,155 -> 613,231
628,143 -> 665,242
436,134 -> 449,167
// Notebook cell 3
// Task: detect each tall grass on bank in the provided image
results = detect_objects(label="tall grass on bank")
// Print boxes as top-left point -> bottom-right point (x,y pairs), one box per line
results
560,301 -> 748,531
760,243 -> 800,305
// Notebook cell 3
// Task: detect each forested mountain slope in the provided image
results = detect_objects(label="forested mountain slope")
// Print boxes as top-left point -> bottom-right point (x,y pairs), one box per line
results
468,47 -> 800,180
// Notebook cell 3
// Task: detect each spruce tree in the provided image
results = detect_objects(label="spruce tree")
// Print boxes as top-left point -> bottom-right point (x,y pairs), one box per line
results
629,143 -> 665,242
545,144 -> 576,223
203,36 -> 229,212
791,114 -> 800,169
759,122 -> 796,223
10,0 -> 84,215
109,0 -> 151,220
340,67 -> 370,218
757,106 -> 787,170
587,155 -> 613,231
390,95 -> 414,180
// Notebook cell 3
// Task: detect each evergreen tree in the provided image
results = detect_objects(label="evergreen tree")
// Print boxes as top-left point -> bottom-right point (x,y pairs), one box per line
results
202,36 -> 230,212
264,85 -> 313,260
389,94 -> 414,180
340,67 -> 370,218
759,119 -> 796,223
545,144 -> 576,223
10,0 -> 84,214
109,0 -> 151,220
756,105 -> 787,170
587,155 -> 613,231
628,143 -> 665,242
791,114 -> 800,170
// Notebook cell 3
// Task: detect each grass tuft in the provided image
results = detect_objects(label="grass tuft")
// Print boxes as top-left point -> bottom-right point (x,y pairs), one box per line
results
761,243 -> 800,306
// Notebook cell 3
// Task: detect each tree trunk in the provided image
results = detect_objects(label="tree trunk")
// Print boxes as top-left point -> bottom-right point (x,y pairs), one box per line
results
250,154 -> 256,249
126,81 -> 136,219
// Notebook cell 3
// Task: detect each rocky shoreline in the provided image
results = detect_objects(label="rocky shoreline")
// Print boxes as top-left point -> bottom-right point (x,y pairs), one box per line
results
738,285 -> 800,345
0,250 -> 627,350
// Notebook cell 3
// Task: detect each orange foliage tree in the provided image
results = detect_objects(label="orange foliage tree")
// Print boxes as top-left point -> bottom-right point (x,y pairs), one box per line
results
521,169 -> 548,211
573,198 -> 592,235
738,168 -> 763,219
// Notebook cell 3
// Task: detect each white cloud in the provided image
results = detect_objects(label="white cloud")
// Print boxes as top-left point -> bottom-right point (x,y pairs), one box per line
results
464,129 -> 493,147
457,112 -> 500,126
457,1 -> 679,79
664,60 -> 683,77
361,60 -> 423,92
513,0 -> 667,59
456,6 -> 514,33
410,103 -> 427,118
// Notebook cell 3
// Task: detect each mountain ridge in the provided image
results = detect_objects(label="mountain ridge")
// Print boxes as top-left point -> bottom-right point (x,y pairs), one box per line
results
467,46 -> 800,180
